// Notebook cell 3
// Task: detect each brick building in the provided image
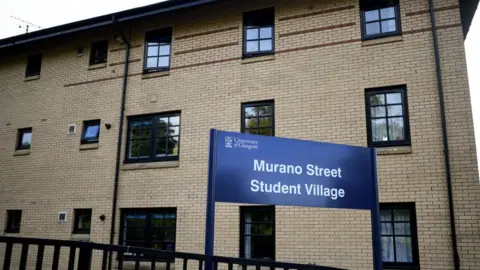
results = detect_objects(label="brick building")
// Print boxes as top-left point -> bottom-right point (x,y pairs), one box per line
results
0,0 -> 479,269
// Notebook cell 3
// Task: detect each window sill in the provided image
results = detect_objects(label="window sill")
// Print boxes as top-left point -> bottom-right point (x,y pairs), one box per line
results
362,35 -> 403,47
376,145 -> 412,155
71,233 -> 90,241
79,143 -> 99,150
241,55 -> 275,64
88,63 -> 107,70
142,70 -> 170,80
14,149 -> 30,156
24,75 -> 40,81
122,161 -> 179,171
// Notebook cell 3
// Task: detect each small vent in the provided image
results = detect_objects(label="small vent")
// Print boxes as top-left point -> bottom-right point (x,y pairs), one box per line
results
68,124 -> 76,135
58,212 -> 67,223
76,47 -> 84,56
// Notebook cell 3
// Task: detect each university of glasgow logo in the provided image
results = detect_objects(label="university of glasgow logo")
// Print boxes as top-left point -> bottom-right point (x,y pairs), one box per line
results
225,136 -> 233,148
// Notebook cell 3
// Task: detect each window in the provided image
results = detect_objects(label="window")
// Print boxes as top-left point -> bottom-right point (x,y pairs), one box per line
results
120,208 -> 176,259
5,210 -> 22,233
89,40 -> 108,65
81,120 -> 100,144
380,203 -> 419,269
360,0 -> 401,39
16,128 -> 32,150
240,206 -> 275,260
243,8 -> 275,57
241,101 -> 274,136
73,209 -> 92,234
144,28 -> 172,73
25,54 -> 42,77
365,86 -> 410,147
126,112 -> 180,163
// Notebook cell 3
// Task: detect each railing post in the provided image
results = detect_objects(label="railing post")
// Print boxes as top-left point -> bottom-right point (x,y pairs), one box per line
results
78,246 -> 93,270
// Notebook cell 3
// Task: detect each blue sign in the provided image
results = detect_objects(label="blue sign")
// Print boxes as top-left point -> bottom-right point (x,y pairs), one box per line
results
212,130 -> 375,210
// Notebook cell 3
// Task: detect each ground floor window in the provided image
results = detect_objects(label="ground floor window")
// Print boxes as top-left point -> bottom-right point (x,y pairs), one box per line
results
240,206 -> 275,260
380,203 -> 419,269
120,208 -> 176,258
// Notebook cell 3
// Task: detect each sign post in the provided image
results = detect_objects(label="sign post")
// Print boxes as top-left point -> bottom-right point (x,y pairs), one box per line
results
205,129 -> 382,270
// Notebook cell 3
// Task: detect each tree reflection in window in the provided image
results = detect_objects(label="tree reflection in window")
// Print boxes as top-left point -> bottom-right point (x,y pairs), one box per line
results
242,101 -> 274,136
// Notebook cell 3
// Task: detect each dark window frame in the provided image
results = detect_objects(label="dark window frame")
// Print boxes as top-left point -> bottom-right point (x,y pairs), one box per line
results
242,7 -> 275,58
16,127 -> 32,150
5,210 -> 22,234
365,85 -> 410,147
125,111 -> 181,164
73,209 -> 92,234
81,120 -> 101,144
25,54 -> 42,77
119,208 -> 177,261
380,203 -> 420,269
89,40 -> 108,65
360,0 -> 402,40
241,100 -> 275,136
239,205 -> 275,260
143,28 -> 172,74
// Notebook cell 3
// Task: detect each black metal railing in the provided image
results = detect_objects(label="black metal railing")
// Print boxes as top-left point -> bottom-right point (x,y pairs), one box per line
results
0,236 -> 346,270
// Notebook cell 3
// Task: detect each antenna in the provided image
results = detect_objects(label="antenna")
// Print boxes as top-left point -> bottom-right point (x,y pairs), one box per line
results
10,16 -> 42,34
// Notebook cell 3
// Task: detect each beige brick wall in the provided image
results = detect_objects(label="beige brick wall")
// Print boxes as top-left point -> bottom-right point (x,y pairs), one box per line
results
0,0 -> 479,269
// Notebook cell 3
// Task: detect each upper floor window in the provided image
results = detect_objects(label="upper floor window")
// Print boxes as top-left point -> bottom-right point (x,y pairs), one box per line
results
365,86 -> 409,147
73,209 -> 92,234
126,112 -> 180,163
360,0 -> 401,40
120,208 -> 176,259
25,54 -> 42,77
240,206 -> 275,260
242,101 -> 274,136
16,128 -> 32,150
89,40 -> 108,65
144,28 -> 172,73
81,120 -> 100,144
5,210 -> 22,233
380,203 -> 419,269
243,8 -> 275,57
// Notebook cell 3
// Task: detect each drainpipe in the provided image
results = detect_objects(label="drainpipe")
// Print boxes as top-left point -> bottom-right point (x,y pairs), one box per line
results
108,21 -> 131,270
428,1 -> 460,269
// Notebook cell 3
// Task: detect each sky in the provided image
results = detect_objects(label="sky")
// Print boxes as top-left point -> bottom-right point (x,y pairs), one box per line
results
0,0 -> 479,163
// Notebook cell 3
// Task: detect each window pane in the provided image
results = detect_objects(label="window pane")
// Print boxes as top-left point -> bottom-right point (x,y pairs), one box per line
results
126,214 -> 147,226
395,237 -> 413,263
141,129 -> 151,139
126,227 -> 145,241
163,228 -> 175,241
260,27 -> 273,39
245,107 -> 258,117
381,19 -> 397,33
394,209 -> 410,221
387,93 -> 402,104
247,210 -> 274,222
157,127 -> 167,137
247,28 -> 259,40
152,214 -> 164,226
388,117 -> 404,141
381,237 -> 395,262
158,56 -> 170,67
158,117 -> 169,126
387,105 -> 403,117
245,118 -> 258,128
394,223 -> 411,235
168,127 -> 180,136
164,214 -> 176,226
159,45 -> 171,56
246,41 -> 259,52
139,139 -> 150,157
245,129 -> 258,135
252,224 -> 273,235
371,119 -> 388,142
169,116 -> 180,126
147,46 -> 159,57
22,132 -> 32,146
381,223 -> 393,235
258,117 -> 273,128
129,140 -> 139,158
85,125 -> 99,139
147,41 -> 159,46
260,40 -> 272,51
366,22 -> 381,35
371,106 -> 386,117
167,136 -> 179,156
250,236 -> 274,260
380,210 -> 391,221
365,10 -> 379,22
258,105 -> 273,116
258,128 -> 273,136
380,7 -> 396,19
156,137 -> 167,156
146,57 -> 158,68
370,94 -> 385,105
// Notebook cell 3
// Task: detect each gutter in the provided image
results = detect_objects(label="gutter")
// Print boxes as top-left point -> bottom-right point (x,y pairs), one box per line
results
428,1 -> 460,269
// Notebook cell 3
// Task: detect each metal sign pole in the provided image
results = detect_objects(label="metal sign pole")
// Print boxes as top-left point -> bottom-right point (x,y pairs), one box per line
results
205,129 -> 217,270
370,148 -> 382,270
